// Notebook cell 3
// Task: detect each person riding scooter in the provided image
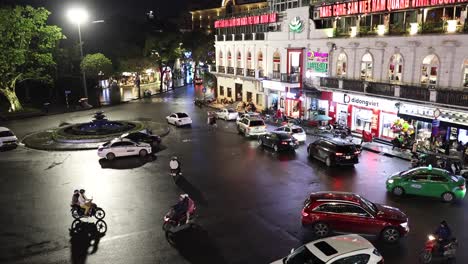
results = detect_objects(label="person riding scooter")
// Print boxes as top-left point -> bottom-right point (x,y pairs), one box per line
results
169,156 -> 181,176
171,194 -> 195,225
434,220 -> 452,253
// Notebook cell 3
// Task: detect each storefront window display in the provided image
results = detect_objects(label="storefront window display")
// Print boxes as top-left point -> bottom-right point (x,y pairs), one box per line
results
336,103 -> 348,126
388,54 -> 403,83
421,54 -> 439,86
352,107 -> 373,131
381,112 -> 399,139
360,53 -> 373,81
336,53 -> 347,78
458,129 -> 468,144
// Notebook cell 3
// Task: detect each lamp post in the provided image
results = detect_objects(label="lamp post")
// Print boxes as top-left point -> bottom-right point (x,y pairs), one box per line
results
67,8 -> 89,98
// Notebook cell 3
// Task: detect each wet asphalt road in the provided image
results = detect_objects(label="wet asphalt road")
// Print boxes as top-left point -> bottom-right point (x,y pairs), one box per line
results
1,84 -> 467,264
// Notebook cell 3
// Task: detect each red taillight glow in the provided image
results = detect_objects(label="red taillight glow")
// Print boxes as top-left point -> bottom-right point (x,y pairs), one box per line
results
335,152 -> 344,156
302,211 -> 308,217
281,141 -> 288,145
354,151 -> 360,155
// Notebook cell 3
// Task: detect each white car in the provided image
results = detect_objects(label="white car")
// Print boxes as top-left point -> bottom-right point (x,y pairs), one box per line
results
216,108 -> 238,121
0,127 -> 18,148
97,138 -> 152,160
237,117 -> 267,137
236,112 -> 261,123
166,112 -> 192,127
275,125 -> 306,143
271,234 -> 383,264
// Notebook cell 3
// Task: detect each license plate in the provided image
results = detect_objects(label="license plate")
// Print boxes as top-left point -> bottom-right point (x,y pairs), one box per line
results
345,156 -> 351,159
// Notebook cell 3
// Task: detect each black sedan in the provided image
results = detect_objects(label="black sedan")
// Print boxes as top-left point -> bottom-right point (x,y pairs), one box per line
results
258,131 -> 299,152
120,132 -> 161,148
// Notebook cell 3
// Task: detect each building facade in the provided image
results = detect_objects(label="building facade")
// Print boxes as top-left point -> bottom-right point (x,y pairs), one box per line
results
209,0 -> 468,143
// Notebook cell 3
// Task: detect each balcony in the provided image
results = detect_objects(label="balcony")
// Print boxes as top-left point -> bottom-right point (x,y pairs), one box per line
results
227,66 -> 234,74
366,82 -> 394,96
399,85 -> 430,101
236,68 -> 244,76
247,69 -> 255,77
258,69 -> 264,78
272,71 -> 281,80
280,73 -> 300,83
217,66 -> 225,73
436,89 -> 468,107
210,65 -> 216,72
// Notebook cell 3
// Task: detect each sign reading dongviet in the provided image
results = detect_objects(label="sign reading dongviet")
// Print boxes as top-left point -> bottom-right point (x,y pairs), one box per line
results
214,13 -> 277,28
318,0 -> 468,18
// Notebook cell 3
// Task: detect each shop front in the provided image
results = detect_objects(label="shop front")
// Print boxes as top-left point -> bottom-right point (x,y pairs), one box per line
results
326,91 -> 399,140
398,103 -> 468,144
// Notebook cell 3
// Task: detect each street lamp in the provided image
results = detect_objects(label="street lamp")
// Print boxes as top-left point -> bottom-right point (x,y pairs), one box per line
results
67,7 -> 89,98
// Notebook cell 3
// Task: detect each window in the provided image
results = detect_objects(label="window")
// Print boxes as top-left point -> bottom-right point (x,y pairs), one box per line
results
227,50 -> 232,67
0,131 -> 14,137
218,51 -> 223,66
247,51 -> 252,69
227,87 -> 232,97
257,51 -> 264,70
256,94 -> 262,105
220,86 -> 224,96
237,51 -> 242,68
463,59 -> 468,87
177,113 -> 188,118
273,51 -> 281,72
360,53 -> 373,80
249,120 -> 265,127
332,254 -> 371,264
247,92 -> 252,102
336,53 -> 347,78
411,175 -> 429,182
342,205 -> 370,217
389,54 -> 403,83
314,241 -> 338,256
430,176 -> 448,182
421,54 -> 439,86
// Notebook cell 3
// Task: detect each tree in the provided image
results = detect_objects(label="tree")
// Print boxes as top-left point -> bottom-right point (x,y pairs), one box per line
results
0,6 -> 63,112
182,30 -> 215,79
144,32 -> 183,93
80,53 -> 113,78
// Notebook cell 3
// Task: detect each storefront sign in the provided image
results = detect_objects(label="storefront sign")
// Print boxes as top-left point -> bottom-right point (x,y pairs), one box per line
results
307,51 -> 329,73
214,13 -> 277,28
289,16 -> 304,33
400,103 -> 468,127
317,0 -> 468,18
333,92 -> 398,112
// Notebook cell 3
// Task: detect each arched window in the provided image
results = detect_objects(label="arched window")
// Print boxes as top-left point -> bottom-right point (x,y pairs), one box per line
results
273,51 -> 281,73
360,53 -> 373,81
218,51 -> 223,66
257,51 -> 263,70
463,59 -> 468,87
247,51 -> 252,69
236,51 -> 242,68
227,50 -> 232,67
421,54 -> 439,86
388,54 -> 403,83
336,53 -> 347,78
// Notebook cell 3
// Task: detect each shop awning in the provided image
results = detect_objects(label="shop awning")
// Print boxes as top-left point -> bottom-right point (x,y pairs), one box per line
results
398,113 -> 468,130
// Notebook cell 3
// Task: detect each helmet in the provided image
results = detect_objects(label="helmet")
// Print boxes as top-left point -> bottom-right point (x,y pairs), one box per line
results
441,220 -> 448,226
171,156 -> 178,160
79,189 -> 85,194
179,194 -> 189,199
74,189 -> 79,193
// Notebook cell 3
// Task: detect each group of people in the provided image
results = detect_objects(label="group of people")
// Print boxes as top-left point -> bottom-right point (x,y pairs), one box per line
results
168,156 -> 195,226
70,189 -> 93,216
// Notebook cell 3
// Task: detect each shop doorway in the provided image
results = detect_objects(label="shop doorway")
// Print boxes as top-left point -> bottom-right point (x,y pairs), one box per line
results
269,93 -> 278,110
336,103 -> 348,126
235,83 -> 243,101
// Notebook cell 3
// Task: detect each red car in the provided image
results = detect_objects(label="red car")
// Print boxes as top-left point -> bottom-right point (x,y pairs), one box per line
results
301,191 -> 409,243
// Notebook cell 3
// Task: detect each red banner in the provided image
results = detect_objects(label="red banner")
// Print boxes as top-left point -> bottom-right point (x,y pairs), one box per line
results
215,13 -> 277,28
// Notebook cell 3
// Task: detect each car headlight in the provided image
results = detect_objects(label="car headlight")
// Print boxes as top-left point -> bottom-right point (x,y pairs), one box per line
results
387,179 -> 394,184
400,222 -> 408,228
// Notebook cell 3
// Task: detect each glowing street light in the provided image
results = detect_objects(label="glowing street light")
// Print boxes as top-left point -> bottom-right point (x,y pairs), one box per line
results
67,7 -> 89,98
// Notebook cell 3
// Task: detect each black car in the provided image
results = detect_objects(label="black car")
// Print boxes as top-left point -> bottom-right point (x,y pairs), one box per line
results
121,132 -> 161,148
307,138 -> 359,167
258,131 -> 299,152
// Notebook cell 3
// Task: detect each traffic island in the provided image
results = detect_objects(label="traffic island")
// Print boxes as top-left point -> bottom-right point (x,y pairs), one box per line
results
23,112 -> 170,151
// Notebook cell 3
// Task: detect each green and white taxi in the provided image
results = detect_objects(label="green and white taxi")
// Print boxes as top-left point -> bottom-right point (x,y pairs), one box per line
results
386,166 -> 466,203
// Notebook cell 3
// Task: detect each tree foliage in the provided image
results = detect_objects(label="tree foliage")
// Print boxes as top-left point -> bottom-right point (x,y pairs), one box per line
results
0,5 -> 63,111
80,53 -> 113,78
182,30 -> 215,66
118,57 -> 153,74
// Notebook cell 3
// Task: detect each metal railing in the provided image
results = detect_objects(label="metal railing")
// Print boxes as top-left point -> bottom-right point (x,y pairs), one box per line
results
217,66 -> 225,73
236,67 -> 244,75
366,82 -> 395,96
399,85 -> 430,101
247,69 -> 255,77
227,66 -> 234,74
258,69 -> 264,78
436,89 -> 468,107
280,73 -> 300,83
272,71 -> 281,80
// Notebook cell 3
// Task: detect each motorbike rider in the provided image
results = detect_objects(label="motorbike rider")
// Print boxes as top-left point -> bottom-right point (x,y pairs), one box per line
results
434,220 -> 452,251
172,194 -> 190,224
169,156 -> 181,175
79,189 -> 93,216
71,189 -> 80,207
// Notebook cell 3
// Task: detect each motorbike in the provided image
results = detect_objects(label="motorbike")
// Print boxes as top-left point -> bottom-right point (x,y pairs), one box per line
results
419,234 -> 457,263
194,99 -> 203,108
70,203 -> 106,220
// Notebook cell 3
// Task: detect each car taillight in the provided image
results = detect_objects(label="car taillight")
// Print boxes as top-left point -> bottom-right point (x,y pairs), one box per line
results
335,152 -> 344,156
354,151 -> 360,155
302,211 -> 309,217
281,141 -> 289,145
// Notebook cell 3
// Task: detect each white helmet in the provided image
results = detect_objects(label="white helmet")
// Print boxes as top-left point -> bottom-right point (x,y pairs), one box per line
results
171,156 -> 178,160
179,193 -> 189,199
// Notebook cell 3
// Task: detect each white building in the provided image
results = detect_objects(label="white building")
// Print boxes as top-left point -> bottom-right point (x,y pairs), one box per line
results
212,0 -> 468,142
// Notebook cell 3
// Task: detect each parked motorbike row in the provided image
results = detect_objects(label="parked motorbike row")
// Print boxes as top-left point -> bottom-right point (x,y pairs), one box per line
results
411,152 -> 468,177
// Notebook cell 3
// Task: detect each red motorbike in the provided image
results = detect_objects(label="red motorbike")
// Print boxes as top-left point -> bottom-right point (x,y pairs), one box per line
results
419,234 -> 457,263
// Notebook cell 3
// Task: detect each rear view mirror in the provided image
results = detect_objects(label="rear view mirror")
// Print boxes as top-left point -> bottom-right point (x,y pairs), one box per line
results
290,248 -> 294,254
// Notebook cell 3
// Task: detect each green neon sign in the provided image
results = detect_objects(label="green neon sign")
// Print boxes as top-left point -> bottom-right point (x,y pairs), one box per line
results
307,62 -> 328,73
289,16 -> 304,33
